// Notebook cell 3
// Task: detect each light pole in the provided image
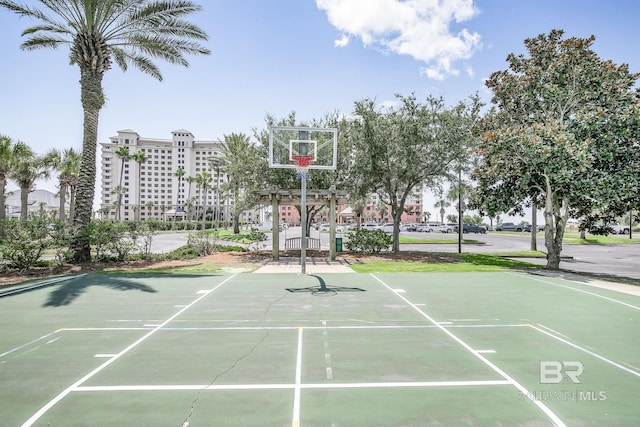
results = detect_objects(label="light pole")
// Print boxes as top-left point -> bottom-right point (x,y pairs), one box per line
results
458,166 -> 463,254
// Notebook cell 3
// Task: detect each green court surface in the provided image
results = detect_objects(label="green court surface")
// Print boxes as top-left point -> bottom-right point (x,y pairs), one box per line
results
1,271 -> 639,426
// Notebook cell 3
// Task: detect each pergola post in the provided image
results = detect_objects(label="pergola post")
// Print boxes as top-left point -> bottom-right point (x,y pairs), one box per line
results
271,192 -> 279,261
329,190 -> 337,261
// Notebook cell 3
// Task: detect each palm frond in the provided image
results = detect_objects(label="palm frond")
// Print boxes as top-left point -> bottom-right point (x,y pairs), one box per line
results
111,47 -> 129,72
111,47 -> 162,80
21,34 -> 68,50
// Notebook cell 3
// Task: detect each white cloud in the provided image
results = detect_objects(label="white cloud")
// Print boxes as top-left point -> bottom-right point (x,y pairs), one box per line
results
316,0 -> 482,80
379,99 -> 399,111
334,34 -> 350,47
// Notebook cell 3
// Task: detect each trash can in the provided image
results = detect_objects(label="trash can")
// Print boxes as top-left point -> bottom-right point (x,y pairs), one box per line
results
335,237 -> 343,252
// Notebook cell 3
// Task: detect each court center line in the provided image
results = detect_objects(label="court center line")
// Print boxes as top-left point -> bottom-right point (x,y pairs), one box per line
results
530,324 -> 640,379
292,327 -> 303,427
509,272 -> 640,311
20,273 -> 239,427
369,273 -> 566,427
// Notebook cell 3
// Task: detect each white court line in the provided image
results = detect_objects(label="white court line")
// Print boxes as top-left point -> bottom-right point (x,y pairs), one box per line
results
530,324 -> 640,379
74,380 -> 511,393
509,272 -> 640,311
536,323 -> 571,339
292,327 -> 303,427
370,274 -> 566,427
56,324 -> 528,332
0,274 -> 87,297
20,273 -> 239,427
0,332 -> 59,359
59,327 -> 152,331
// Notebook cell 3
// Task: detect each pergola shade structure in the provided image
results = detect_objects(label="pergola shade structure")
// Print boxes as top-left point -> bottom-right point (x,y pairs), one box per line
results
256,189 -> 350,260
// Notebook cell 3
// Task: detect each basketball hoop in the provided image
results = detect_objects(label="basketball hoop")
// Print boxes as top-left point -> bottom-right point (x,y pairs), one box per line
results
292,155 -> 314,179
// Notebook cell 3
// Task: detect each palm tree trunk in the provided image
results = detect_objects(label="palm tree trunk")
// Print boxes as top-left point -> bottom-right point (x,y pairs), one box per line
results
71,70 -> 104,262
0,176 -> 6,222
59,183 -> 68,222
69,184 -> 76,223
20,184 -> 29,221
0,176 -> 6,239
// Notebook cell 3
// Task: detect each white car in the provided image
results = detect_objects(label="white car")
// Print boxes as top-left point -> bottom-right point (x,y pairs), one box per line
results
319,223 -> 345,232
252,222 -> 282,231
439,223 -> 457,233
376,223 -> 406,233
608,223 -> 630,234
417,223 -> 439,232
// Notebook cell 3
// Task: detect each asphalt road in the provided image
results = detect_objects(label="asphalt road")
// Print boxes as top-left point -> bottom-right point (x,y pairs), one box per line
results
149,228 -> 639,280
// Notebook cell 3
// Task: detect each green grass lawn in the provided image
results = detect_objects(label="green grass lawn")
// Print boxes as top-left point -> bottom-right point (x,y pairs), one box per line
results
349,253 -> 541,273
398,236 -> 482,244
561,233 -> 639,244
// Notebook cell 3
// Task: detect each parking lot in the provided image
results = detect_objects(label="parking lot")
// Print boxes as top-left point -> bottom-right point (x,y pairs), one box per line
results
150,228 -> 640,280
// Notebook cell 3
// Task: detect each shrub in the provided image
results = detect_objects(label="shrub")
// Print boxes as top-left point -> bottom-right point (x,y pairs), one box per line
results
187,230 -> 216,256
345,229 -> 392,254
0,219 -> 48,271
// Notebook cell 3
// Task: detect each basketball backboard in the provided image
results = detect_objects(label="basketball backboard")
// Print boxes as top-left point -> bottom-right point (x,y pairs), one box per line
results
269,126 -> 337,170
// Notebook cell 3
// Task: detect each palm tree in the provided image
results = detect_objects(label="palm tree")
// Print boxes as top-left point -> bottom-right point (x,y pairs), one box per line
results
9,145 -> 49,221
44,147 -> 81,222
173,167 -> 185,225
0,135 -> 19,226
219,133 -> 261,233
208,157 -> 222,224
145,200 -> 154,218
434,199 -> 450,224
185,175 -> 196,221
198,171 -> 212,230
131,150 -> 148,223
0,0 -> 210,261
114,146 -> 131,221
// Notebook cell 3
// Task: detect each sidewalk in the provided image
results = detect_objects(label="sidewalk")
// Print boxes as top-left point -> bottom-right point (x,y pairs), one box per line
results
254,257 -> 355,273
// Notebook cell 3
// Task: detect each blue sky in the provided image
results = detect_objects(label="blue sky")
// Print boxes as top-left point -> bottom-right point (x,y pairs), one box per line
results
1,0 -> 639,219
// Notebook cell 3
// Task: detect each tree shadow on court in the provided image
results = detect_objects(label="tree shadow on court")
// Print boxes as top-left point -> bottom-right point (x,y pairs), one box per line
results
285,274 -> 366,296
42,273 -> 218,307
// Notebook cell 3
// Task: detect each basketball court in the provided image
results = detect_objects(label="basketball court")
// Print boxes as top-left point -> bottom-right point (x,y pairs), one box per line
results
1,269 -> 639,426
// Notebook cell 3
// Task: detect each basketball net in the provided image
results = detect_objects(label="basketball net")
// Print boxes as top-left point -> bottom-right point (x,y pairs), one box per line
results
292,155 -> 314,179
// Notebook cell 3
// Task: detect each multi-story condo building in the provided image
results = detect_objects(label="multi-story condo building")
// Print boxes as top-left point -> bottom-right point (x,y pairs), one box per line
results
100,129 -> 423,226
278,192 -> 424,226
100,129 -> 261,223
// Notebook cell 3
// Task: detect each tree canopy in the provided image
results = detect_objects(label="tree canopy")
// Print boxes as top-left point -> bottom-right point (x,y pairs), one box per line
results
0,0 -> 210,261
471,29 -> 640,269
346,93 -> 482,251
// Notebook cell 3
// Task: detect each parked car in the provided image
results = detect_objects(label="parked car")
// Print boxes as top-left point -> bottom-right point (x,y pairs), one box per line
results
361,223 -> 378,230
523,224 -> 545,232
608,222 -> 631,235
319,223 -> 345,233
458,223 -> 487,234
376,223 -> 407,233
404,223 -> 419,232
439,223 -> 457,233
495,222 -> 524,232
252,222 -> 282,231
417,222 -> 440,232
